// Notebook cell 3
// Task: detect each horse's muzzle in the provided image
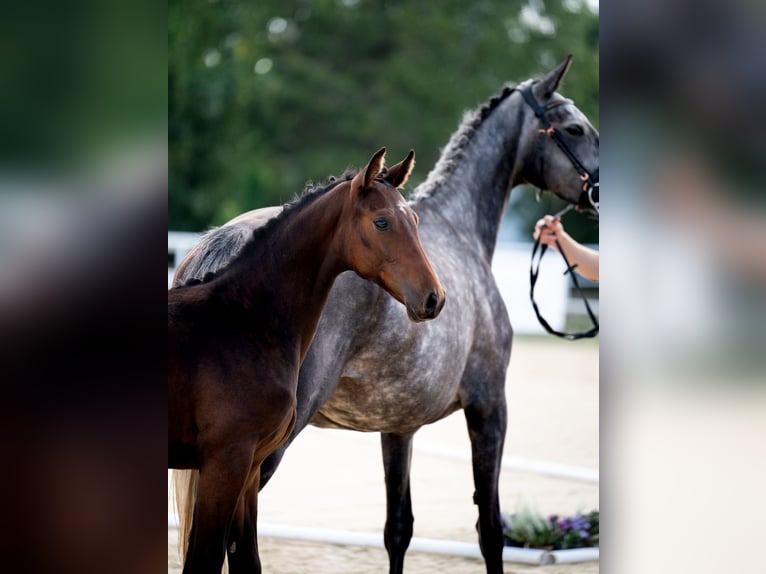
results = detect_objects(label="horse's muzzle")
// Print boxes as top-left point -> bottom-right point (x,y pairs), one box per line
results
407,290 -> 446,322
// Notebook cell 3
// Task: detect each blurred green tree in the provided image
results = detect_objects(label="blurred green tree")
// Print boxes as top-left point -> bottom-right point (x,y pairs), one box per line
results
169,0 -> 598,242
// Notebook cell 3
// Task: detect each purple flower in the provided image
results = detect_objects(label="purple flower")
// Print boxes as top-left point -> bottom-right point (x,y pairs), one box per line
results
570,516 -> 590,532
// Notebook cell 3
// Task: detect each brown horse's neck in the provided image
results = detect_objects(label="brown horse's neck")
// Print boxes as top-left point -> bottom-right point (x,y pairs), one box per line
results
212,187 -> 349,361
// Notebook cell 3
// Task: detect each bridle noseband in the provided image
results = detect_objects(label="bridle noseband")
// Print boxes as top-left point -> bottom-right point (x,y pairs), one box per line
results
519,85 -> 599,214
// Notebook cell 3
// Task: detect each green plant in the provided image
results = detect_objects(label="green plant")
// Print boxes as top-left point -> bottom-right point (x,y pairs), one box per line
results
502,507 -> 559,548
501,508 -> 599,550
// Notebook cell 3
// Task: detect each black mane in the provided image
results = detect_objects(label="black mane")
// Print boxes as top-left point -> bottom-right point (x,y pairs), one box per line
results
248,169 -> 357,248
473,84 -> 516,130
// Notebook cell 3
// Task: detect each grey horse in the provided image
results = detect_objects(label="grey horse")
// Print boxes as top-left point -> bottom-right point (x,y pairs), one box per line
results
173,55 -> 598,574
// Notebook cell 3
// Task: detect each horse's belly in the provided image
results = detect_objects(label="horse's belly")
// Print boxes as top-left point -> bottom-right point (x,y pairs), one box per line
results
311,372 -> 461,434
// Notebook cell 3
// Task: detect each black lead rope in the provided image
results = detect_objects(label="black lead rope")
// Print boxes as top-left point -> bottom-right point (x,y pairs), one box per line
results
529,204 -> 599,340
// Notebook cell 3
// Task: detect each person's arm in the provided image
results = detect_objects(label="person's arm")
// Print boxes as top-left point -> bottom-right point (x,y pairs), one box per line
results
533,215 -> 599,281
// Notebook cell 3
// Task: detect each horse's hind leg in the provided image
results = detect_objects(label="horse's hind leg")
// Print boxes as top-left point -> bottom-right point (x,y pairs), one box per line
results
381,432 -> 415,574
183,445 -> 253,574
227,465 -> 262,574
463,394 -> 508,574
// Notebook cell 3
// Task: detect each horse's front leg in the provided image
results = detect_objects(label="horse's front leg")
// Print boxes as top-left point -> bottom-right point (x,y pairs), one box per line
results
463,392 -> 508,574
227,464 -> 262,574
183,444 -> 253,574
381,432 -> 415,574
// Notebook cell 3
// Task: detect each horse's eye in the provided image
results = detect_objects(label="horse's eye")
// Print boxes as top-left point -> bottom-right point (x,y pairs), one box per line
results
374,218 -> 389,231
566,125 -> 584,137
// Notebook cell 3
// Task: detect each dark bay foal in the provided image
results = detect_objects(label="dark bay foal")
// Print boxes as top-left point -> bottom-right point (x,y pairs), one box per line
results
168,148 -> 444,574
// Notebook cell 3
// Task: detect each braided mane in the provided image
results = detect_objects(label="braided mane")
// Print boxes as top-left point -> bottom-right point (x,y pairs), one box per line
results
411,84 -> 516,200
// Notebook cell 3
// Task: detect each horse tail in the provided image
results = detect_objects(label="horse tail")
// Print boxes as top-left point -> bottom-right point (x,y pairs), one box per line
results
173,224 -> 253,287
172,469 -> 198,563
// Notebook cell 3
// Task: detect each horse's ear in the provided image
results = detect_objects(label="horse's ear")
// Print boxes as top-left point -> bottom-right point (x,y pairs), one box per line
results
533,54 -> 573,101
353,147 -> 387,191
385,149 -> 415,189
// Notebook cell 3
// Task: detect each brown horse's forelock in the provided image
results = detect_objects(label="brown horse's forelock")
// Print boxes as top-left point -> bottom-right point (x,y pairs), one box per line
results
176,170 -> 358,288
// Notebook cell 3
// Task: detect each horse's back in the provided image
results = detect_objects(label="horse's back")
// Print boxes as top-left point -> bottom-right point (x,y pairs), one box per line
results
173,217 -> 263,287
226,205 -> 283,228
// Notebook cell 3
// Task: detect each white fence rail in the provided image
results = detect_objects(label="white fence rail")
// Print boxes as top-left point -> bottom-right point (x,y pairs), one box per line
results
166,513 -> 598,564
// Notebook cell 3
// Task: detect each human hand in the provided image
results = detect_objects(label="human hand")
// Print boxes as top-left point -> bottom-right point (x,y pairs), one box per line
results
533,215 -> 565,250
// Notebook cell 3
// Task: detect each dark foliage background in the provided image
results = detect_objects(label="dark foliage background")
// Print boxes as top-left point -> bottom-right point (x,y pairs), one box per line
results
169,0 -> 599,241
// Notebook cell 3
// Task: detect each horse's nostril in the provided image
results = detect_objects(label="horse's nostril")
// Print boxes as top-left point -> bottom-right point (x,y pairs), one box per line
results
425,292 -> 438,314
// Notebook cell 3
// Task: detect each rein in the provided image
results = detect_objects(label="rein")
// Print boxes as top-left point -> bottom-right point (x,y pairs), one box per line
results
529,204 -> 599,340
520,85 -> 599,340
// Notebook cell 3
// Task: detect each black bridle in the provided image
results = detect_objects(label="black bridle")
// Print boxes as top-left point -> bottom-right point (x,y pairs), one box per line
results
521,84 -> 599,340
519,85 -> 599,214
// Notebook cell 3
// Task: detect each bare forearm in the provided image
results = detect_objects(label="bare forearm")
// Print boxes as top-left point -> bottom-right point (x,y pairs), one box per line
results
553,234 -> 599,281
